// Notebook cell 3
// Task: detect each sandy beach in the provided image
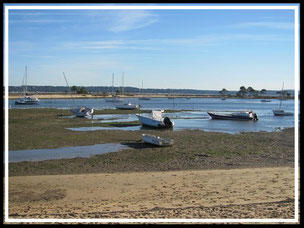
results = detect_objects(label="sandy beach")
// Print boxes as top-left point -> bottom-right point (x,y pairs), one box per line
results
9,166 -> 295,220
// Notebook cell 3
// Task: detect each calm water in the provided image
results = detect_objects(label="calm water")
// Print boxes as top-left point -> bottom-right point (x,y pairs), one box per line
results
7,97 -> 298,134
7,143 -> 131,163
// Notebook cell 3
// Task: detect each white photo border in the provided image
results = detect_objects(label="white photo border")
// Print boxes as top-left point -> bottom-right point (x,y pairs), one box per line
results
4,3 -> 300,224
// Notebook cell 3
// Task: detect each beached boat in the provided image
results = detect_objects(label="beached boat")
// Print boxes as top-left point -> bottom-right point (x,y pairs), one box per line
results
116,103 -> 140,110
142,134 -> 174,147
71,107 -> 94,117
15,67 -> 39,105
136,110 -> 174,128
273,83 -> 293,116
63,72 -> 94,118
207,111 -> 258,121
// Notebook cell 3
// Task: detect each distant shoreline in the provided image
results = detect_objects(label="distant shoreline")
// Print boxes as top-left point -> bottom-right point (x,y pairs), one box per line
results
5,93 -> 294,100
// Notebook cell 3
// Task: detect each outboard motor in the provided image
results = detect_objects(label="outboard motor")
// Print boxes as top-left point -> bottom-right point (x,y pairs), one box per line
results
253,113 -> 258,121
163,117 -> 173,127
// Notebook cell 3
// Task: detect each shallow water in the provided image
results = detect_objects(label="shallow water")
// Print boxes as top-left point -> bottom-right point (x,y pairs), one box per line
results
67,110 -> 295,134
6,143 -> 131,163
7,97 -> 297,133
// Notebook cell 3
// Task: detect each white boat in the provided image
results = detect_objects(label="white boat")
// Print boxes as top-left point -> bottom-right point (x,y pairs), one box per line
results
15,94 -> 39,105
207,110 -> 258,121
142,134 -> 174,147
273,83 -> 293,116
63,72 -> 94,118
71,107 -> 94,117
116,103 -> 140,110
15,66 -> 39,105
136,110 -> 174,128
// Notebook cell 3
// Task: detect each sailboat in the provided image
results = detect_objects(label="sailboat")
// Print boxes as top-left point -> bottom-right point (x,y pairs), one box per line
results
115,73 -> 140,110
273,83 -> 293,116
15,66 -> 39,105
105,73 -> 123,103
138,80 -> 151,100
63,72 -> 93,118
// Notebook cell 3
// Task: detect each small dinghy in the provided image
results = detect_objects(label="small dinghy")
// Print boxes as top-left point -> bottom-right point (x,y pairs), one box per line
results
141,134 -> 174,147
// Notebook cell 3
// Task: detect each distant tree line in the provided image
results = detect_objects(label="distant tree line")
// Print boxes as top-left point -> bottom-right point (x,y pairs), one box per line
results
5,85 -> 294,97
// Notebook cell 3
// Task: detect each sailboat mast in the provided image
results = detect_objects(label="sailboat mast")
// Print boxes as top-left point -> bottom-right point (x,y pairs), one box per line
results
279,82 -> 284,109
25,66 -> 27,95
112,73 -> 114,96
122,72 -> 124,95
141,80 -> 143,95
63,72 -> 75,107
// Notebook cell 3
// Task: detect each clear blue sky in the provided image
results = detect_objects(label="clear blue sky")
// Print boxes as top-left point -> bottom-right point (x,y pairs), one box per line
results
7,4 -> 296,90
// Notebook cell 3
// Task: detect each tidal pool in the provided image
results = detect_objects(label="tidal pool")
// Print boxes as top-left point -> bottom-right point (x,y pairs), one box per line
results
6,143 -> 131,163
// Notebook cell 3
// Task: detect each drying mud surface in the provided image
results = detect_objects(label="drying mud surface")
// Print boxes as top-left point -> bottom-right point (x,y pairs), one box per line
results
9,167 -> 295,220
9,127 -> 295,176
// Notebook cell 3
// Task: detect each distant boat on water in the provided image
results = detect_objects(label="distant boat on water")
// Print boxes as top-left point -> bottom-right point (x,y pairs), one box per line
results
138,80 -> 151,100
207,111 -> 258,121
273,83 -> 293,116
261,99 -> 271,102
105,73 -> 124,103
15,66 -> 39,105
136,110 -> 174,128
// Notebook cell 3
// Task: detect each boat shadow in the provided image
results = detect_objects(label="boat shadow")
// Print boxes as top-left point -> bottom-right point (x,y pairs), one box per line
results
121,141 -> 159,149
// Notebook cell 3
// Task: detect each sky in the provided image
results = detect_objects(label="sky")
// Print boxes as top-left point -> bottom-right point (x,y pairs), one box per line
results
6,4 -> 297,90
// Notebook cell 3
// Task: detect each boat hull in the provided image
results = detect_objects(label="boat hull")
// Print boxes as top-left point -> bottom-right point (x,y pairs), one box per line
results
273,110 -> 293,116
138,97 -> 151,100
116,104 -> 139,110
15,101 -> 39,105
142,134 -> 173,147
136,114 -> 174,128
207,112 -> 257,121
71,107 -> 93,117
15,96 -> 39,105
